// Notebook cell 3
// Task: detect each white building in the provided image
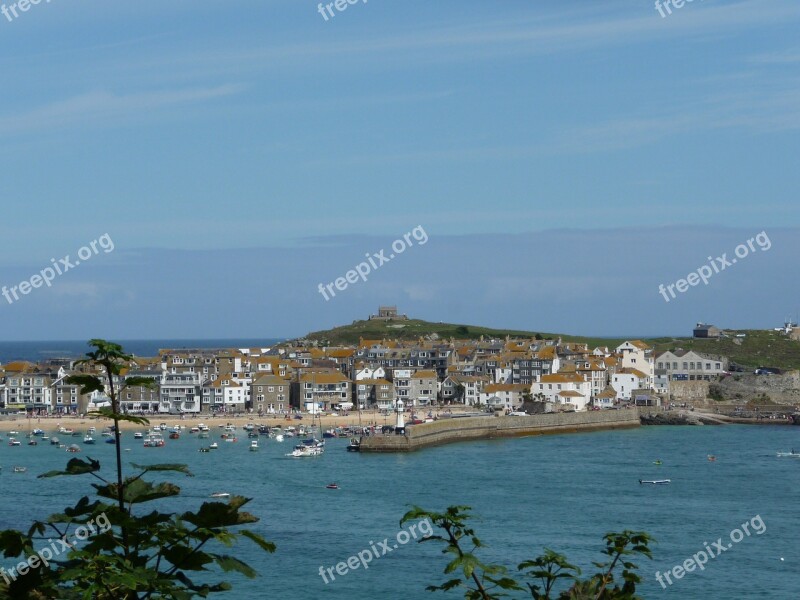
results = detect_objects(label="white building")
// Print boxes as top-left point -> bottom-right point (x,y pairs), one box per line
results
534,373 -> 591,411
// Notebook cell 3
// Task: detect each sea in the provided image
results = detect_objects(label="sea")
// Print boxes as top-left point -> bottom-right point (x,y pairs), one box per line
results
0,424 -> 796,599
0,339 -> 284,363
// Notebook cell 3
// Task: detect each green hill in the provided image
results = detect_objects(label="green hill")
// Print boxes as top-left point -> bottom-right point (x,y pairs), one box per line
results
300,320 -> 800,370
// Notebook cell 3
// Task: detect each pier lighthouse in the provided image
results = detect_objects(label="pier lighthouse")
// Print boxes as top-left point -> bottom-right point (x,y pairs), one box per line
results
395,399 -> 405,434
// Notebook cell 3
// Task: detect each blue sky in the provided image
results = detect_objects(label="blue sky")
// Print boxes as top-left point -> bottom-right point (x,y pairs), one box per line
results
1,0 -> 798,340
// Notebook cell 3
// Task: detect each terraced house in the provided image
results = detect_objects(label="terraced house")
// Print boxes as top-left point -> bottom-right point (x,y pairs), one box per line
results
656,350 -> 727,381
250,374 -> 290,414
534,373 -> 591,411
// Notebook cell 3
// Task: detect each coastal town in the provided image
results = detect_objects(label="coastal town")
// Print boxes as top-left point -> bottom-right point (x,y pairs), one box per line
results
2,308 -> 796,418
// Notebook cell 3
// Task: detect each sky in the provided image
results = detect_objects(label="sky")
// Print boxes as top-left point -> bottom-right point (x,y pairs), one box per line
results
0,0 -> 798,340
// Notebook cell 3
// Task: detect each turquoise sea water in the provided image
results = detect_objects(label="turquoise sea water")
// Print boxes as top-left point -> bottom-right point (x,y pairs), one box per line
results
0,425 -> 797,599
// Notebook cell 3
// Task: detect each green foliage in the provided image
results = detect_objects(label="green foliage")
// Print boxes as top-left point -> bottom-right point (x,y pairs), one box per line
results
404,506 -> 653,600
0,340 -> 274,599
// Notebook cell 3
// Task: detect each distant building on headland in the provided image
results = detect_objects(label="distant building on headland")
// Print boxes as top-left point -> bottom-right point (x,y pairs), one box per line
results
368,306 -> 408,321
693,323 -> 721,338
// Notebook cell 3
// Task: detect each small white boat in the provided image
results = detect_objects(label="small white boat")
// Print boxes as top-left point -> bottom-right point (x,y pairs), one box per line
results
134,432 -> 144,439
249,440 -> 259,451
639,479 -> 671,485
287,443 -> 324,458
275,434 -> 284,442
776,450 -> 800,458
13,466 -> 27,473
83,435 -> 95,444
210,492 -> 230,498
8,438 -> 21,447
209,442 -> 219,449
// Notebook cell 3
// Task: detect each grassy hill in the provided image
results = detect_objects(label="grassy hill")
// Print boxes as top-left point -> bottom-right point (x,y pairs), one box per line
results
301,320 -> 800,370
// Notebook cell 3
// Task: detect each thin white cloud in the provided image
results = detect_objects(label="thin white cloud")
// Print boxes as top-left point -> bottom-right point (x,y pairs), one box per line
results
0,84 -> 245,135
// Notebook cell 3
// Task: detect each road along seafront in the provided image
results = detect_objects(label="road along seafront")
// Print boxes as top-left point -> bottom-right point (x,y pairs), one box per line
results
359,409 -> 642,453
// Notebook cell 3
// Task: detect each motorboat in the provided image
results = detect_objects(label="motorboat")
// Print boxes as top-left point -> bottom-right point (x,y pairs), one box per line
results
199,447 -> 211,452
66,444 -> 81,453
50,436 -> 60,446
209,442 -> 219,449
639,479 -> 671,485
32,429 -> 45,436
210,492 -> 230,498
83,435 -> 96,444
13,466 -> 27,473
8,430 -> 19,436
652,460 -> 662,465
287,438 -> 325,457
8,438 -> 21,447
347,438 -> 361,452
134,432 -> 144,439
776,450 -> 800,458
250,440 -> 259,451
27,439 -> 38,446
326,483 -> 339,490
168,432 -> 180,440
707,455 -> 717,462
143,434 -> 165,448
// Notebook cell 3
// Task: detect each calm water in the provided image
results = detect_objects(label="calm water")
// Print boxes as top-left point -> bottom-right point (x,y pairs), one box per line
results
0,339 -> 283,363
0,425 -> 797,599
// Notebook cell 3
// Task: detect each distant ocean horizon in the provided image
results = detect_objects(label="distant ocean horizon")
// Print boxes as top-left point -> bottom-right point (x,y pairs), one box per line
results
0,339 -> 285,364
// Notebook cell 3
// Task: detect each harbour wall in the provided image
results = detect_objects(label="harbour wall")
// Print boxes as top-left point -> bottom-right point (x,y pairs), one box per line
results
359,410 -> 641,453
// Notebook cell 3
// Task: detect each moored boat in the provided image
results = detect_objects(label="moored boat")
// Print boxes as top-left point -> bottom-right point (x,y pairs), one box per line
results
8,438 -> 21,447
143,434 -> 165,448
83,435 -> 95,444
639,479 -> 671,485
249,440 -> 259,451
347,438 -> 361,452
66,444 -> 81,453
